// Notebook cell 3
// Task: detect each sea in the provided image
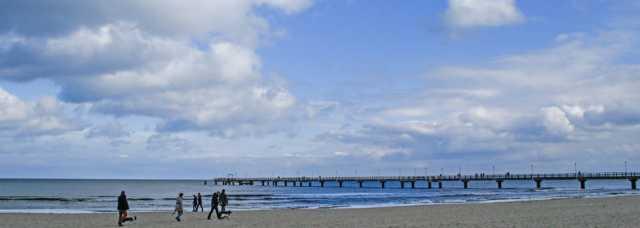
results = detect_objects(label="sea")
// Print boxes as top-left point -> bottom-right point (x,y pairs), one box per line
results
0,178 -> 637,213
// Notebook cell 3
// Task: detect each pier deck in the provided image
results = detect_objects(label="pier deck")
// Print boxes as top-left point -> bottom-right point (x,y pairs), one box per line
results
213,172 -> 640,190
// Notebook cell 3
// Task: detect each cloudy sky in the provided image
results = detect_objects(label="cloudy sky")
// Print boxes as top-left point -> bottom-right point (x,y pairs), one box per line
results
1,0 -> 639,179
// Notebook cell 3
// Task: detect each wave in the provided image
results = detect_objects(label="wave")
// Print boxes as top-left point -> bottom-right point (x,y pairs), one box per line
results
0,196 -> 154,202
128,198 -> 155,201
0,196 -> 93,202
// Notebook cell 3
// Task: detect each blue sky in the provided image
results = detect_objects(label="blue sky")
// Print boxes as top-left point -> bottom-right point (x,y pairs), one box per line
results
1,0 -> 639,178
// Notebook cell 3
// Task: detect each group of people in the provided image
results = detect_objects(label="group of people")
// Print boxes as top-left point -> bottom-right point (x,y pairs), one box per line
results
116,189 -> 231,226
192,193 -> 204,212
207,190 -> 232,220
174,189 -> 231,222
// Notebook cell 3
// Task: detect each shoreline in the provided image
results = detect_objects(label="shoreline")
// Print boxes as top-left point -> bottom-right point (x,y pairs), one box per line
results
1,195 -> 639,227
0,192 -> 634,214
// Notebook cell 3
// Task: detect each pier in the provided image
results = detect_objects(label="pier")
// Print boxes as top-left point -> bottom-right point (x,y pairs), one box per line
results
213,172 -> 640,190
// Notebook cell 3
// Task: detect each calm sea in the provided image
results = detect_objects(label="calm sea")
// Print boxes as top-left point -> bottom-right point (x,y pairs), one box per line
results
0,178 -> 637,213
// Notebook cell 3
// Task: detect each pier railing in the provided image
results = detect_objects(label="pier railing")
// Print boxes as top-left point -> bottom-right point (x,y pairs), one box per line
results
213,172 -> 640,190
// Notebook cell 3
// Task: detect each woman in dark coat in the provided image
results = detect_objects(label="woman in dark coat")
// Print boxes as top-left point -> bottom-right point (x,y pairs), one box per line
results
117,191 -> 135,226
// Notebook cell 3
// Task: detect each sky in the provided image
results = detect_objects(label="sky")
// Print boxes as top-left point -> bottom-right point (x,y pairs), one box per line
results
1,0 -> 639,179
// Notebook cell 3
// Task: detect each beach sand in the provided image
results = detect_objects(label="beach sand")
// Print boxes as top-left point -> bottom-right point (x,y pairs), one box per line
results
1,196 -> 639,228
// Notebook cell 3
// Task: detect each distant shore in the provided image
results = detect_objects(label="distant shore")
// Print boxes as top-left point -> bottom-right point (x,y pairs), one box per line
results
2,196 -> 639,228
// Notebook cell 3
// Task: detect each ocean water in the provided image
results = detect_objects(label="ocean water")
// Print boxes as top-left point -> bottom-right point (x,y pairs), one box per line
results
0,178 -> 637,213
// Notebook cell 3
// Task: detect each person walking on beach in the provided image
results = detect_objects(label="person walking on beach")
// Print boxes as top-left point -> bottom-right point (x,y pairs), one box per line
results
219,189 -> 231,217
117,191 -> 135,226
174,193 -> 184,222
207,192 -> 220,220
197,192 -> 204,212
192,194 -> 198,212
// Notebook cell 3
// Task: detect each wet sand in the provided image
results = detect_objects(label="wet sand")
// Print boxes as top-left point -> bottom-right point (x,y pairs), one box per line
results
1,196 -> 639,228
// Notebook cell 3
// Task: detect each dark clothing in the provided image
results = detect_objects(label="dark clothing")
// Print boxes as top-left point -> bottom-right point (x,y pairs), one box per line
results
197,195 -> 204,212
208,193 -> 220,220
117,195 -> 129,211
192,196 -> 198,212
212,195 -> 219,205
207,203 -> 220,219
219,192 -> 230,216
220,193 -> 228,207
118,211 -> 134,224
117,194 -> 132,226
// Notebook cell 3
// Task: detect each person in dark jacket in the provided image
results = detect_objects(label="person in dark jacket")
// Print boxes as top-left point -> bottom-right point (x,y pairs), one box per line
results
192,194 -> 198,212
117,191 -> 135,226
197,192 -> 204,212
219,189 -> 231,217
207,192 -> 220,220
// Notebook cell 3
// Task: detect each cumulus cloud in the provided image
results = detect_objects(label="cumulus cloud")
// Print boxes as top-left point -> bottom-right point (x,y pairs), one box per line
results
445,0 -> 524,28
541,107 -> 574,136
0,1 -> 309,137
562,105 -> 640,128
0,0 -> 312,44
316,29 -> 640,165
0,87 -> 83,137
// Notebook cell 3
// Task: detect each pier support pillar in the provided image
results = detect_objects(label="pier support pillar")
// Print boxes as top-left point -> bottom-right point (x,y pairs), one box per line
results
427,181 -> 432,189
438,181 -> 443,189
284,181 -> 288,187
320,181 -> 325,188
358,181 -> 364,188
630,177 -> 638,190
261,181 -> 265,186
299,182 -> 303,187
308,182 -> 312,187
534,178 -> 542,189
338,181 -> 344,188
380,181 -> 386,188
496,180 -> 503,189
411,181 -> 416,189
578,177 -> 586,190
273,181 -> 278,187
463,180 -> 469,189
400,182 -> 405,189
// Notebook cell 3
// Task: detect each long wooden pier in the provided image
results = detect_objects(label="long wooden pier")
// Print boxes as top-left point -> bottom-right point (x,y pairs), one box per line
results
213,172 -> 640,190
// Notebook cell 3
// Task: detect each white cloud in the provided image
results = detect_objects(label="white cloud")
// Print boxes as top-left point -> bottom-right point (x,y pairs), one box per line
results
445,0 -> 524,28
0,87 -> 82,137
316,29 -> 640,164
0,1 -> 307,136
0,0 -> 312,45
541,107 -> 574,136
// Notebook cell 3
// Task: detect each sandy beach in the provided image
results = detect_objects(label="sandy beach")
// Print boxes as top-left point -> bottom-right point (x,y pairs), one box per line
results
1,196 -> 639,228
